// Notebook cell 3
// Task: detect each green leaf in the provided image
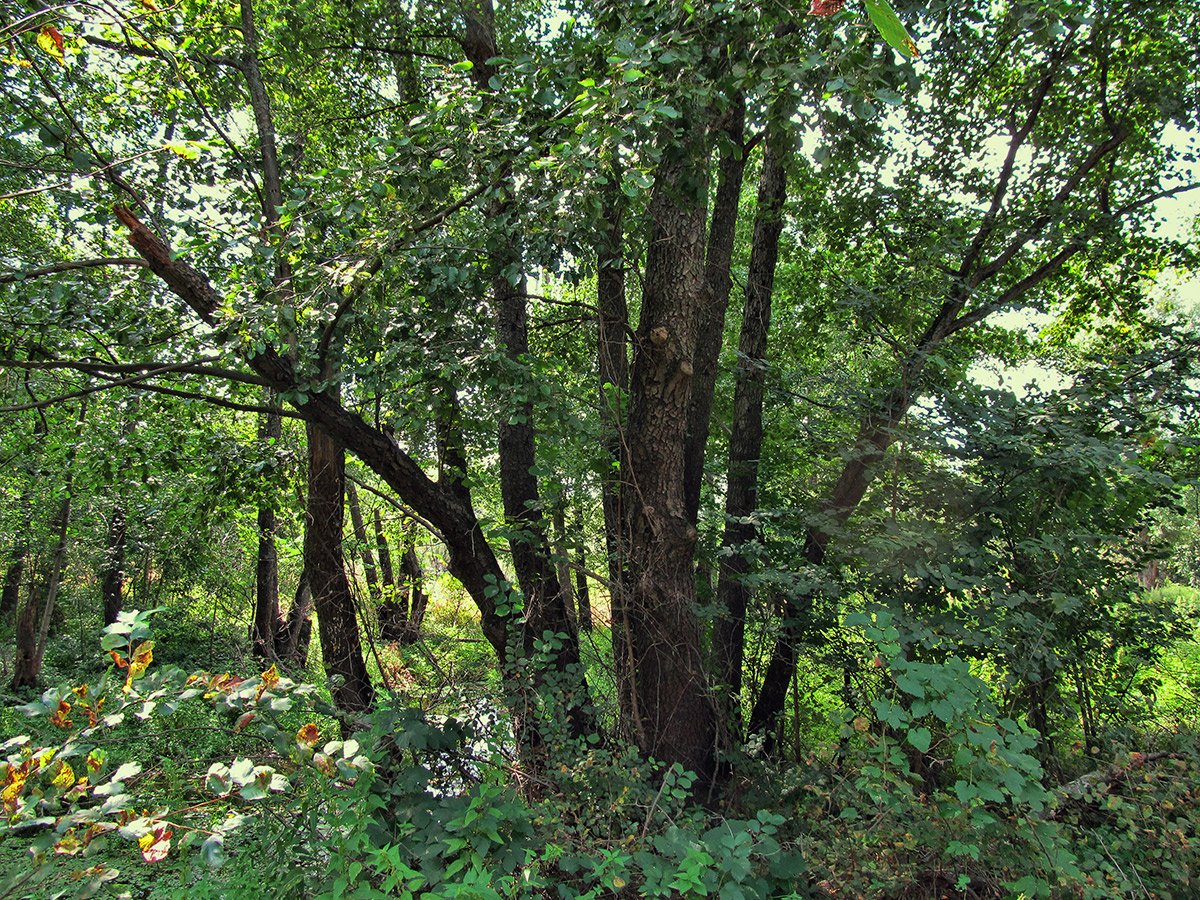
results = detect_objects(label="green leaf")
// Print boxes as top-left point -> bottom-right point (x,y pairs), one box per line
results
864,0 -> 919,59
907,727 -> 932,753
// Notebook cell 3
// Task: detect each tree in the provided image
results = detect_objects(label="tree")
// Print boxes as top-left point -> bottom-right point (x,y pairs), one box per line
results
1,0 -> 1196,789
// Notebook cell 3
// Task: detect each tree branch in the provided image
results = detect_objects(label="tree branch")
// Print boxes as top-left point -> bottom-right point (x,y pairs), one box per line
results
0,257 -> 148,284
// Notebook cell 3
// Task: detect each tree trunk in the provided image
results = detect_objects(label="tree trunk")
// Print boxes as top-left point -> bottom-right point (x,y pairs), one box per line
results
373,507 -> 408,641
100,503 -> 128,626
253,394 -> 282,659
401,531 -> 428,640
346,480 -> 381,603
574,500 -> 592,632
12,493 -> 72,690
374,508 -> 396,590
596,190 -> 632,725
713,120 -> 790,740
552,500 -> 576,627
304,420 -> 374,716
275,568 -> 313,664
684,96 -> 747,524
620,116 -> 718,785
1,528 -> 28,618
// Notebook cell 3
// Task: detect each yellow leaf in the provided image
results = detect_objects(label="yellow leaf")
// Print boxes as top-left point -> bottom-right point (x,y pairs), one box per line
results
138,825 -> 172,863
52,761 -> 75,791
296,723 -> 320,747
37,26 -> 66,66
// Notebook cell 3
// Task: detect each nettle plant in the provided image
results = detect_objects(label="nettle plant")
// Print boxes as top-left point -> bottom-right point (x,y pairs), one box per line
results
0,610 -> 367,895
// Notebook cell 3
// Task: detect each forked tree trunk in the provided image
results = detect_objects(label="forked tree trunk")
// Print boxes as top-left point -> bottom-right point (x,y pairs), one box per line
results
684,95 -> 747,524
713,120 -> 791,740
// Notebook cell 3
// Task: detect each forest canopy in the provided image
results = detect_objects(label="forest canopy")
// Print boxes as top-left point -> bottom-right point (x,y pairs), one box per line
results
2,0 -> 1200,896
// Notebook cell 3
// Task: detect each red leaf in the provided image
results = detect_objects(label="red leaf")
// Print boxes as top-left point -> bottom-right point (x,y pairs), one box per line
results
809,0 -> 846,15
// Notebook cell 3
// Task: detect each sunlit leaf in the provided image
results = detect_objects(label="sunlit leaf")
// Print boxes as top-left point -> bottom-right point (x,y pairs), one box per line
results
864,0 -> 919,58
37,26 -> 65,66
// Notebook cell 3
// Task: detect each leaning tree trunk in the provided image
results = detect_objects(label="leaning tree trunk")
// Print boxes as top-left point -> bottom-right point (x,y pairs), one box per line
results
304,421 -> 374,716
713,120 -> 791,741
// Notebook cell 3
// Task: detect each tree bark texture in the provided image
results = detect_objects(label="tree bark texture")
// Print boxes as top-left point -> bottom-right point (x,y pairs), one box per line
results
620,117 -> 718,784
304,421 -> 375,715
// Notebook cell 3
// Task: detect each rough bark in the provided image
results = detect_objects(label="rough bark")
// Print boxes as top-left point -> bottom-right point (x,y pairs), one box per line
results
714,122 -> 790,738
620,116 -> 718,784
684,96 -> 747,524
304,420 -> 375,715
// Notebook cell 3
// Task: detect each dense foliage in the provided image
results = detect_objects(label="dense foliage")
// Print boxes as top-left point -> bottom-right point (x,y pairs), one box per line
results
2,0 -> 1199,896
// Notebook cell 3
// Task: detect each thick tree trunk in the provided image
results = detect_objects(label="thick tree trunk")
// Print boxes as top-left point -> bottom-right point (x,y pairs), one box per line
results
304,421 -> 374,716
713,122 -> 790,738
100,503 -> 128,626
620,117 -> 718,784
116,201 -> 596,748
684,96 -> 747,524
253,397 -> 282,659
